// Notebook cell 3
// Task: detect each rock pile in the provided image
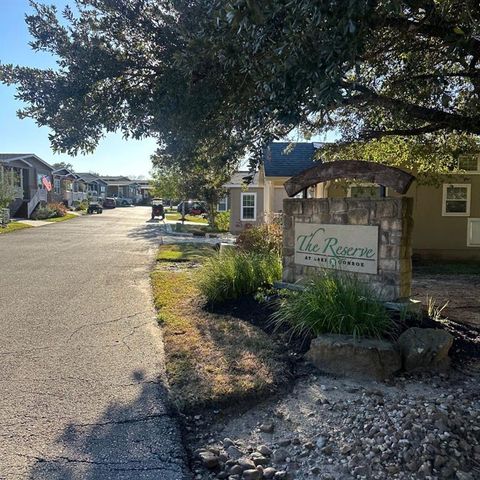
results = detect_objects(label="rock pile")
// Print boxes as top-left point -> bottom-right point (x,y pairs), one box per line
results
189,374 -> 479,480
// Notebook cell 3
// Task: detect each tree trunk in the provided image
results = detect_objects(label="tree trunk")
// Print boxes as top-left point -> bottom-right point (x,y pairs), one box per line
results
206,201 -> 217,229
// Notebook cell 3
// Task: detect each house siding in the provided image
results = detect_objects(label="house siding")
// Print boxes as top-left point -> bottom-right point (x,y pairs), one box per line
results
407,176 -> 480,260
229,187 -> 264,233
325,177 -> 480,260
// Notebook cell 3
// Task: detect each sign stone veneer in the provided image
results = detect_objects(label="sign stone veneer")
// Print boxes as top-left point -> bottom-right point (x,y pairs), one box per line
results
282,197 -> 414,301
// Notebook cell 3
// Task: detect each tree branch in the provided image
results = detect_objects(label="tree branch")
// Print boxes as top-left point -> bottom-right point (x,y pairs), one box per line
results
340,81 -> 480,135
391,70 -> 480,84
379,16 -> 480,58
360,124 -> 445,140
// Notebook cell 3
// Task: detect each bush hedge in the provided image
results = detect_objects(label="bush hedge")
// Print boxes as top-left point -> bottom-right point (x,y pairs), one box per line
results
199,250 -> 282,304
31,202 -> 67,220
214,211 -> 230,232
236,223 -> 283,256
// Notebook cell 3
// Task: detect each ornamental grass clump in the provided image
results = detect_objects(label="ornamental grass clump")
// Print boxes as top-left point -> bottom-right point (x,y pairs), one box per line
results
270,274 -> 392,339
199,250 -> 282,304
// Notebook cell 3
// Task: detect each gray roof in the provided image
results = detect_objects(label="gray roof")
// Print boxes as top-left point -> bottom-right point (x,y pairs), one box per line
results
99,175 -> 131,181
0,153 -> 54,170
76,173 -> 106,184
225,171 -> 260,187
263,142 -> 320,177
103,180 -> 139,186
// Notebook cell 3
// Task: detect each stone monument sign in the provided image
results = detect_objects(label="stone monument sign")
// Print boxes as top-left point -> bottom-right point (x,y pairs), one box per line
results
282,161 -> 415,302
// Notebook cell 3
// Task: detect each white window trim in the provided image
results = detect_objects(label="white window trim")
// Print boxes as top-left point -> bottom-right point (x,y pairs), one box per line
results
442,183 -> 471,216
53,178 -> 61,194
457,155 -> 480,174
467,218 -> 480,247
240,192 -> 257,221
217,196 -> 229,212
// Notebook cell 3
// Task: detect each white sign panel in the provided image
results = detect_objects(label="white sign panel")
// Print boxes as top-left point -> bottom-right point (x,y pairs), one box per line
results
294,222 -> 379,274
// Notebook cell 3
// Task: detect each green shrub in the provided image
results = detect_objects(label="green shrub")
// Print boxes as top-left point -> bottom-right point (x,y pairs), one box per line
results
73,199 -> 89,211
236,223 -> 283,255
31,204 -> 54,220
214,211 -> 230,232
199,250 -> 282,304
270,273 -> 391,339
31,202 -> 67,220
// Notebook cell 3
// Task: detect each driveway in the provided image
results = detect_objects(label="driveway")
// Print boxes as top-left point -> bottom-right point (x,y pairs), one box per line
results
0,207 -> 190,479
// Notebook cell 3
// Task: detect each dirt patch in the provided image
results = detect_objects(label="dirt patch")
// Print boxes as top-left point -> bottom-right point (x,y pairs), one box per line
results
412,274 -> 480,329
208,296 -> 313,356
151,266 -> 293,413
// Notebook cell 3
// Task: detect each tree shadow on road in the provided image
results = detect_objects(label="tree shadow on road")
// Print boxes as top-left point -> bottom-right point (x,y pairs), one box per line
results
126,223 -> 169,247
29,370 -> 189,480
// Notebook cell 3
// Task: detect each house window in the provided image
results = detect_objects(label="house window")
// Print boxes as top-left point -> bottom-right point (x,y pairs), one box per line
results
241,192 -> 256,221
54,178 -> 61,194
458,156 -> 480,173
218,196 -> 229,212
442,184 -> 471,216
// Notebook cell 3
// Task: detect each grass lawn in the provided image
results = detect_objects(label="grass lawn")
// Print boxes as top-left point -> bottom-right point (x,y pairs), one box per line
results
413,261 -> 480,275
156,242 -> 216,262
44,213 -> 78,223
0,222 -> 33,234
165,212 -> 208,224
151,261 -> 287,412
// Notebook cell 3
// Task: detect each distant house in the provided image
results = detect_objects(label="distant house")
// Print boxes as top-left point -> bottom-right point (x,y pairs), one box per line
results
225,143 -> 320,233
75,173 -> 108,202
51,168 -> 89,206
224,142 -> 480,260
135,179 -> 154,204
0,153 -> 55,218
99,176 -> 141,203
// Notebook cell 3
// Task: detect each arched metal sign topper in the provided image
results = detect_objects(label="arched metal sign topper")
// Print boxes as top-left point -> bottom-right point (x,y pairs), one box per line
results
284,160 -> 415,198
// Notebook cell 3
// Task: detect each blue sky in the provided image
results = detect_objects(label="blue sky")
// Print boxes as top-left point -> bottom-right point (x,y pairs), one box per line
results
0,0 -> 157,177
1,1 -> 336,177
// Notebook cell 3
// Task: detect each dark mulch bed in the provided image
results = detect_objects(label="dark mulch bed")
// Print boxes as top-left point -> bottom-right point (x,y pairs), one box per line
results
210,296 -> 480,366
207,295 -> 313,356
407,314 -> 480,360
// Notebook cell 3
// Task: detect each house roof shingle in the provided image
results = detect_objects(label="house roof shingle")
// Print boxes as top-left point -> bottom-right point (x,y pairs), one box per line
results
0,153 -> 54,170
76,173 -> 105,184
224,171 -> 260,187
263,142 -> 320,177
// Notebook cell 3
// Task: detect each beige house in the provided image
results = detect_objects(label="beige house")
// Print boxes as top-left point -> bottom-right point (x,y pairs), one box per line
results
227,143 -> 320,233
225,143 -> 480,260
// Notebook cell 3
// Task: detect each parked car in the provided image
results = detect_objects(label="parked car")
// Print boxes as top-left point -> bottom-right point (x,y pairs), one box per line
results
103,197 -> 116,209
118,198 -> 133,207
177,201 -> 207,216
87,202 -> 103,214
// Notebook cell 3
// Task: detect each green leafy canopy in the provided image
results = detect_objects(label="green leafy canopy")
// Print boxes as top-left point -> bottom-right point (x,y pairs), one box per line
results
1,0 -> 480,170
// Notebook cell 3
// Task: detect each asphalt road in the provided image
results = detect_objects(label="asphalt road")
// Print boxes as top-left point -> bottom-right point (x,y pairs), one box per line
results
0,207 -> 191,479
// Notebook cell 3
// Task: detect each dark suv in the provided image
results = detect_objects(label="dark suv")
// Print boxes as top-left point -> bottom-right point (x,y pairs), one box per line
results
103,197 -> 116,209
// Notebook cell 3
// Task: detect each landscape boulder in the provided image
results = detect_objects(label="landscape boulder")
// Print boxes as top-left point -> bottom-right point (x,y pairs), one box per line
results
397,327 -> 453,372
305,334 -> 401,380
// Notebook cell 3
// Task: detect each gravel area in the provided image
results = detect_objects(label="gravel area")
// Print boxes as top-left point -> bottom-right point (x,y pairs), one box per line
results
187,365 -> 480,480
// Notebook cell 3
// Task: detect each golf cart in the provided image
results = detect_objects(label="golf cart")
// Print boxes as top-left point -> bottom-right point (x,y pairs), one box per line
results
87,201 -> 103,214
151,199 -> 165,220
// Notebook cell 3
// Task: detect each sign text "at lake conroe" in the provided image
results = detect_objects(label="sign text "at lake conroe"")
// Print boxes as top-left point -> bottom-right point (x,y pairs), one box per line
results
294,222 -> 379,274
